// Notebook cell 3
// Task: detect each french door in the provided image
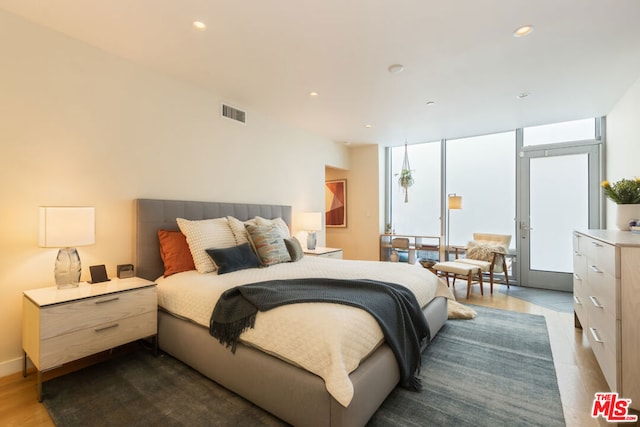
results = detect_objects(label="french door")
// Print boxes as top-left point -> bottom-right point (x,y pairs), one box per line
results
517,143 -> 601,291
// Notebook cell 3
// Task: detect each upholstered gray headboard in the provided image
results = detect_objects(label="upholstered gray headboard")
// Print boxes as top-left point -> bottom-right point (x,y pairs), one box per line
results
135,199 -> 292,281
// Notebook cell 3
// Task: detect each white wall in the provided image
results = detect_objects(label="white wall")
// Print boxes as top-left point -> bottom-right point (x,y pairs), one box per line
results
604,75 -> 640,228
0,10 -> 349,375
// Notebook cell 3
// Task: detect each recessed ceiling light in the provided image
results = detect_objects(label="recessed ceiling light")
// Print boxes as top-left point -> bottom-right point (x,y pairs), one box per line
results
309,91 -> 319,97
426,101 -> 436,106
192,21 -> 207,31
513,25 -> 533,37
364,124 -> 373,128
517,92 -> 530,99
388,64 -> 404,74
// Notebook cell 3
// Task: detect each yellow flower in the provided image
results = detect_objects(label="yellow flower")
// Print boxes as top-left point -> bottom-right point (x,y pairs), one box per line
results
601,180 -> 610,188
635,177 -> 640,184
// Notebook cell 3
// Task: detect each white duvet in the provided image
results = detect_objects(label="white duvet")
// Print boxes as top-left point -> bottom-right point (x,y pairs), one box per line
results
156,256 -> 453,407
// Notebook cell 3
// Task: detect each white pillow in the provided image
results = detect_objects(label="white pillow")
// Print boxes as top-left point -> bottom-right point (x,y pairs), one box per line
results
227,216 -> 257,245
254,216 -> 290,239
176,217 -> 236,273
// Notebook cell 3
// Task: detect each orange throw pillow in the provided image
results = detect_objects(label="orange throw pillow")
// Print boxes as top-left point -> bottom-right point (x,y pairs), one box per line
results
158,229 -> 196,277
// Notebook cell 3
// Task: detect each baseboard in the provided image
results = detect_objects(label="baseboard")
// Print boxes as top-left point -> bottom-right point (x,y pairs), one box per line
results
0,355 -> 30,379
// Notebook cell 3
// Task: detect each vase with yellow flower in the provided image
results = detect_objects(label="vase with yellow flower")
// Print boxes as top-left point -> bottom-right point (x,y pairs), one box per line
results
601,177 -> 640,230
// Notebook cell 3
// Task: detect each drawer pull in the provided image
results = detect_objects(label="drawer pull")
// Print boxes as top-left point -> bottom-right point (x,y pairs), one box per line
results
589,265 -> 603,274
95,297 -> 120,305
573,296 -> 581,305
589,327 -> 604,343
574,251 -> 582,256
95,323 -> 119,332
589,296 -> 604,308
591,241 -> 603,248
573,273 -> 581,280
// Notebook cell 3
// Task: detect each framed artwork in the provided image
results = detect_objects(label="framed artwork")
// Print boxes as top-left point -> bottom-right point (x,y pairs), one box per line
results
325,179 -> 346,227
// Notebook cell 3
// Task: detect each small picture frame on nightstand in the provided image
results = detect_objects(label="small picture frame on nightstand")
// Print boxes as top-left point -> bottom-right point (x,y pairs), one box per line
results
89,264 -> 110,284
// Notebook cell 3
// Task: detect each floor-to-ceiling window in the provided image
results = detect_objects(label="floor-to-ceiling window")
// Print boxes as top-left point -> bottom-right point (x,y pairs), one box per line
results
389,141 -> 441,236
445,131 -> 516,248
387,117 -> 602,290
388,132 -> 516,246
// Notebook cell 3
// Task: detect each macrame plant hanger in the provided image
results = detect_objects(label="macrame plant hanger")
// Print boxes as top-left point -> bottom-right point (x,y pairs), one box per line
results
399,142 -> 414,203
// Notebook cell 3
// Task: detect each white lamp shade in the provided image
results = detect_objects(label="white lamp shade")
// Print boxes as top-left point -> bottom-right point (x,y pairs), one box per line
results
300,212 -> 322,231
39,207 -> 95,248
448,195 -> 462,210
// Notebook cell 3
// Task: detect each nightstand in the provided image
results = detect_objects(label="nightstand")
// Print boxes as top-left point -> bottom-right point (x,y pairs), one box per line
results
22,277 -> 157,401
304,247 -> 343,259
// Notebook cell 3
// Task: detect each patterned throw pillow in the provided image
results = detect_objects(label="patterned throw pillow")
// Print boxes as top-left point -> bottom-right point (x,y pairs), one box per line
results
176,217 -> 237,273
254,216 -> 291,239
246,224 -> 291,266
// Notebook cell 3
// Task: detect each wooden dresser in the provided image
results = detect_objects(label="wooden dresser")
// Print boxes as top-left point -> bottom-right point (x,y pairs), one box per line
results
573,230 -> 640,410
22,277 -> 157,400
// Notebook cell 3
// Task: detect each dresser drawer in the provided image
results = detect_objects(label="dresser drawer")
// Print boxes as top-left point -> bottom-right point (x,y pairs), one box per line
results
39,310 -> 157,370
573,249 -> 587,277
587,298 -> 617,349
40,287 -> 156,339
586,268 -> 617,318
585,238 -> 617,277
573,232 -> 584,255
573,275 -> 587,324
587,320 -> 619,391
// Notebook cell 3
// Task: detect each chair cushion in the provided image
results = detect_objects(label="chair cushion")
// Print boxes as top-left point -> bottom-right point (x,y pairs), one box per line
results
456,258 -> 491,271
433,261 -> 481,275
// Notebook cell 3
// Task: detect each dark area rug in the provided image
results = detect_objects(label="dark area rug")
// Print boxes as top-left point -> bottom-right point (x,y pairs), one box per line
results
43,305 -> 564,427
370,305 -> 565,426
499,285 -> 574,313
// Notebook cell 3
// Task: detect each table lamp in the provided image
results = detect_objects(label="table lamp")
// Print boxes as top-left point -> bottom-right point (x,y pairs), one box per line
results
39,206 -> 95,288
300,212 -> 322,250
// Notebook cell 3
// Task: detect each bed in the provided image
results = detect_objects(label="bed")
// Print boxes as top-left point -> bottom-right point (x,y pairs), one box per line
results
135,198 -> 450,427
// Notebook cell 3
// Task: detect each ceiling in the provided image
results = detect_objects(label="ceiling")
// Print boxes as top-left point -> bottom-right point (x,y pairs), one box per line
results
2,0 -> 640,146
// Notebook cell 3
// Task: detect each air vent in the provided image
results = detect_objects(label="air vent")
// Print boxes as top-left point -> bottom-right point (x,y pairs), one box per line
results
221,104 -> 246,124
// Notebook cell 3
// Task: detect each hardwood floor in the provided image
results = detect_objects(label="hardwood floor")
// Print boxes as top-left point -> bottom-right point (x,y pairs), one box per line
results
0,285 -> 627,426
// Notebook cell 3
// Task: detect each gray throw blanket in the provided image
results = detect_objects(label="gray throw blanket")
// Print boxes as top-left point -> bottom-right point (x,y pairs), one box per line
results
209,278 -> 430,391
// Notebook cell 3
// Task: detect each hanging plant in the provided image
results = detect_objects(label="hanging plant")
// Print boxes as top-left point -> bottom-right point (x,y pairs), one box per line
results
398,143 -> 414,203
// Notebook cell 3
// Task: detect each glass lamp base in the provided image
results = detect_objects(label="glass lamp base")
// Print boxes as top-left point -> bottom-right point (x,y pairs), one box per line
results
307,232 -> 317,250
55,247 -> 81,288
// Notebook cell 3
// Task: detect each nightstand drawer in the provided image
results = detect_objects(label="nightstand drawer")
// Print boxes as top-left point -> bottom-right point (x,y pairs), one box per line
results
40,287 -> 156,339
40,310 -> 157,369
